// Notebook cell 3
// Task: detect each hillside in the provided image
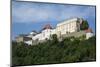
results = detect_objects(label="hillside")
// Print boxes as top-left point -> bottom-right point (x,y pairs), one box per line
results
12,35 -> 96,66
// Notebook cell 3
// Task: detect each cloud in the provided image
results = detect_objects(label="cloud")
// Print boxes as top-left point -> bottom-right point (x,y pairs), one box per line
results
12,1 -> 95,23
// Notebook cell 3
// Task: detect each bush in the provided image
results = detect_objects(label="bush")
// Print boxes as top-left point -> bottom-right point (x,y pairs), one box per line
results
12,36 -> 96,66
80,20 -> 89,30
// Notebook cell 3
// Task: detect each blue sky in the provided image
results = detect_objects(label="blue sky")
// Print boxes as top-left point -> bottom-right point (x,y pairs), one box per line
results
12,1 -> 96,39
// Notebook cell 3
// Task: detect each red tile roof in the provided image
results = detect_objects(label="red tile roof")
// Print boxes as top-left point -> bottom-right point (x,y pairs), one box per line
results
84,28 -> 93,33
43,24 -> 52,30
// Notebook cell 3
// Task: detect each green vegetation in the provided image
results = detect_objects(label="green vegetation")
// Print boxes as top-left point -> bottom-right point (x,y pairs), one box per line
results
80,20 -> 89,30
12,34 -> 96,66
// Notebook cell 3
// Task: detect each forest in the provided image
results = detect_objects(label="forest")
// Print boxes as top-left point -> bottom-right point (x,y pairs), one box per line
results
12,34 -> 96,66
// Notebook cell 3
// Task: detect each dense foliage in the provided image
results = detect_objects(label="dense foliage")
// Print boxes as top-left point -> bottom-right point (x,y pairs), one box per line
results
12,35 -> 96,66
80,20 -> 89,30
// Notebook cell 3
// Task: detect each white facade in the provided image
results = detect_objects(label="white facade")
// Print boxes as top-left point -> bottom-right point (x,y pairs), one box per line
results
51,29 -> 56,35
24,40 -> 32,45
32,29 -> 55,41
21,18 -> 94,45
86,33 -> 94,39
56,18 -> 81,37
31,18 -> 82,41
41,29 -> 51,40
32,33 -> 42,40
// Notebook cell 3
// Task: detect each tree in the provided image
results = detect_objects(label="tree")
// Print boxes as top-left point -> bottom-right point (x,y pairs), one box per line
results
80,20 -> 89,30
12,36 -> 96,66
51,34 -> 58,44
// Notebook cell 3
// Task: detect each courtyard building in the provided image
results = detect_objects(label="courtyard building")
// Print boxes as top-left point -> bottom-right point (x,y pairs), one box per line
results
15,17 -> 94,45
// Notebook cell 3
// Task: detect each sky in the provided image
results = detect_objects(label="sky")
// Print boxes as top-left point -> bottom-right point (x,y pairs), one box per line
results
12,1 -> 96,39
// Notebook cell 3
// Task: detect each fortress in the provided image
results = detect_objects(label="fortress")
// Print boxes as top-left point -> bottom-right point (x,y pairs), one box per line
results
15,17 -> 94,45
